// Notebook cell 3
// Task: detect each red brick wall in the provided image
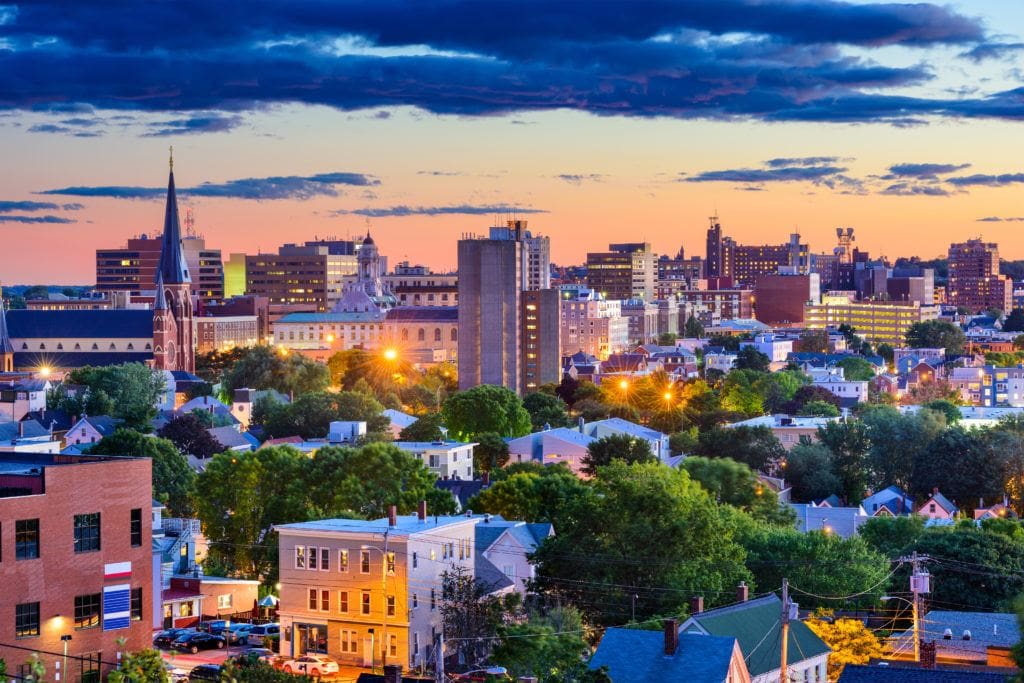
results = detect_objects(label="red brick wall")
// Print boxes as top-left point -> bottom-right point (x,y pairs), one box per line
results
0,457 -> 153,678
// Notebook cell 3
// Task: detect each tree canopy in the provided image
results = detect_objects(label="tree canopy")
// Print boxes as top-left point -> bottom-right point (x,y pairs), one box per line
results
53,363 -> 165,430
222,345 -> 330,396
523,391 -> 570,431
261,391 -> 388,439
90,428 -> 195,515
157,413 -> 225,459
581,434 -> 655,476
905,320 -> 966,355
442,385 -> 531,440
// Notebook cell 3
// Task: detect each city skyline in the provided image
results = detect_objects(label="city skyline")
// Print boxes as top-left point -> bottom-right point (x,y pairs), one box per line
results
3,0 -> 1024,283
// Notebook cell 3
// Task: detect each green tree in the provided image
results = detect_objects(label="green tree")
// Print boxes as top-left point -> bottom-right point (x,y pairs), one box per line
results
784,385 -> 841,414
905,320 -> 966,355
857,515 -> 925,558
532,462 -> 751,624
469,466 -> 590,528
910,427 -> 1003,514
697,426 -> 786,473
798,329 -> 830,353
158,413 -> 225,458
474,432 -> 511,473
59,363 -> 166,430
784,442 -> 841,503
837,356 -> 877,382
91,429 -> 195,515
876,343 -> 895,365
1003,309 -> 1024,332
818,420 -> 871,503
800,400 -> 840,417
861,406 -> 946,492
223,345 -> 330,396
657,332 -> 678,346
491,606 -> 592,682
107,649 -> 169,683
755,370 -> 809,414
682,456 -> 793,525
523,392 -> 570,431
442,385 -> 531,440
581,434 -> 655,476
398,412 -> 444,441
923,399 -> 960,424
719,369 -> 765,415
684,314 -> 704,339
262,391 -> 387,439
707,334 -> 743,352
735,346 -> 771,372
440,565 -> 513,667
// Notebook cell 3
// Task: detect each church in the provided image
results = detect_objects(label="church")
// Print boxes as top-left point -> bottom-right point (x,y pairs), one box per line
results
0,155 -> 195,375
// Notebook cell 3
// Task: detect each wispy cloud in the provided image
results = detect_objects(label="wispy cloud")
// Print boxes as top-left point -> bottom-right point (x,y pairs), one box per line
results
885,162 -> 971,179
879,182 -> 953,196
0,214 -> 76,224
947,173 -> 1024,187
27,123 -> 101,137
764,157 -> 846,168
335,204 -> 548,217
977,216 -> 1024,222
0,200 -> 83,211
416,170 -> 464,177
142,113 -> 243,137
682,160 -> 848,184
556,173 -> 604,185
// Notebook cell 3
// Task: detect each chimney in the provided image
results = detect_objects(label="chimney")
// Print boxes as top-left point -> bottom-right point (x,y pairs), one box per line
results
920,640 -> 937,669
933,487 -> 939,496
663,618 -> 679,656
417,500 -> 427,522
388,505 -> 398,528
690,596 -> 704,615
18,421 -> 24,438
383,664 -> 402,683
736,581 -> 749,603
578,416 -> 585,434
481,471 -> 490,486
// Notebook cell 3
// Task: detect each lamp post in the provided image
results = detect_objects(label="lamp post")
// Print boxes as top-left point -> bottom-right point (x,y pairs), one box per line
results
60,634 -> 72,681
362,528 -> 392,672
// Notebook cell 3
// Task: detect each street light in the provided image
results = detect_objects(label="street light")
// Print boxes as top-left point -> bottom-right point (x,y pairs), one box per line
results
383,348 -> 398,362
61,634 -> 72,681
38,366 -> 51,378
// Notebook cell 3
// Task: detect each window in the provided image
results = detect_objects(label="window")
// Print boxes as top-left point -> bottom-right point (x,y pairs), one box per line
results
321,590 -> 330,612
320,547 -> 330,571
74,513 -> 101,553
503,565 -> 515,579
412,593 -> 418,609
15,519 -> 39,560
180,601 -> 194,617
412,552 -> 418,568
308,545 -> 318,570
413,632 -> 419,657
15,602 -> 39,638
386,551 -> 396,574
74,593 -> 101,630
339,591 -> 349,613
217,594 -> 232,610
387,595 -> 396,617
80,652 -> 101,683
361,550 -> 371,573
339,549 -> 349,572
389,634 -> 398,657
361,591 -> 371,615
130,508 -> 142,547
308,588 -> 318,611
131,588 -> 144,621
434,328 -> 441,342
340,630 -> 357,653
295,546 -> 306,569
430,589 -> 436,610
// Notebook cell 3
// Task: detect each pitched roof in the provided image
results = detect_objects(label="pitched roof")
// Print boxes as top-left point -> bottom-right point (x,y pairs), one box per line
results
158,166 -> 191,284
208,426 -> 258,451
862,486 -> 914,515
6,310 -> 154,339
790,503 -> 868,538
922,491 -> 958,515
475,519 -> 552,554
20,408 -> 74,431
434,479 -> 487,509
75,415 -> 122,437
474,553 -> 515,593
0,419 -> 53,442
838,664 -> 1008,683
587,417 -> 666,442
685,595 -> 830,677
589,628 -> 742,682
382,408 -> 418,429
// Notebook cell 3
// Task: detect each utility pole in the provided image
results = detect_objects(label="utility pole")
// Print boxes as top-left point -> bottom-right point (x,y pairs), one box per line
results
780,578 -> 789,683
435,632 -> 445,683
898,551 -> 930,663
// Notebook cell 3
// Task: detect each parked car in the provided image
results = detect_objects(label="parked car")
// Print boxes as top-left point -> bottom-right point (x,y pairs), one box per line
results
172,632 -> 227,654
188,664 -> 222,682
243,622 -> 280,645
229,648 -> 276,668
197,619 -> 230,635
280,654 -> 339,677
226,623 -> 254,644
154,628 -> 193,649
165,662 -> 189,682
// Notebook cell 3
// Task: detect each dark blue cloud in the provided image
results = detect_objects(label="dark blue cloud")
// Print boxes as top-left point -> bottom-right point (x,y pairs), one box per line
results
961,42 -> 1024,62
765,157 -> 845,168
0,214 -> 76,224
947,173 -> 1024,187
683,165 -> 847,183
977,216 -> 1024,222
0,1 -> 1012,125
39,171 -> 379,200
556,174 -> 604,185
143,114 -> 243,137
879,182 -> 952,196
0,200 -> 82,211
886,162 -> 971,177
336,204 -> 547,217
26,123 -> 101,137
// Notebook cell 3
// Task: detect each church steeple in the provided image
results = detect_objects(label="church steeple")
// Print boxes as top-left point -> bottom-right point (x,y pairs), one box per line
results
158,146 -> 191,285
0,286 -> 14,372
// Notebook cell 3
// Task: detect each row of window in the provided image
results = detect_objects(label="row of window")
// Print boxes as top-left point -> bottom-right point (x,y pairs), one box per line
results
1,510 -> 143,561
294,546 -> 396,574
305,587 -> 435,616
338,629 -> 398,657
15,589 -> 142,638
18,342 -> 151,351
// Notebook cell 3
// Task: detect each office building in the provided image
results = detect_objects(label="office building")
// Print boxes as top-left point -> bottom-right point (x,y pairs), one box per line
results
803,293 -> 939,346
754,273 -> 820,326
385,264 -> 458,307
677,288 -> 754,323
458,235 -> 522,392
245,242 -> 359,316
223,253 -> 248,298
521,289 -> 561,392
559,288 -> 628,360
621,299 -> 660,346
587,243 -> 656,301
948,239 -> 1012,313
704,216 -> 808,287
0,454 -> 153,682
96,234 -> 223,303
489,221 -> 551,291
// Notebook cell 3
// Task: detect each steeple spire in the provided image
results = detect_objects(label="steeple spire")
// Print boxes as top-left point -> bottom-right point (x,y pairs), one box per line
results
157,152 -> 191,285
0,285 -> 13,356
154,270 -> 167,311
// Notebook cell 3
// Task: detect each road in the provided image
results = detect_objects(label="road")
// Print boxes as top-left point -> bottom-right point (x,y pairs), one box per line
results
158,643 -> 371,682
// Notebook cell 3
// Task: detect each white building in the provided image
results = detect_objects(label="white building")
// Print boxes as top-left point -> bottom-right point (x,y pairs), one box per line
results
328,421 -> 368,444
741,334 -> 794,366
704,352 -> 738,373
559,288 -> 629,360
393,440 -> 475,480
809,367 -> 868,405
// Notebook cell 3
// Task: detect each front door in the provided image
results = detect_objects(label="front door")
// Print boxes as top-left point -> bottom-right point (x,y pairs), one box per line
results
362,638 -> 374,668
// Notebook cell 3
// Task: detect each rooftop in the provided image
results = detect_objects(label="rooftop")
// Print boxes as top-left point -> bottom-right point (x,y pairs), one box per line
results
276,512 -> 481,536
588,628 -> 741,682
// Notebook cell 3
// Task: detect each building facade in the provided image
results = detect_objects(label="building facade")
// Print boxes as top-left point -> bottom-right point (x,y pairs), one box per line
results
245,243 -> 359,316
586,243 -> 656,301
803,295 -> 939,346
521,289 -> 561,392
948,239 -> 1012,313
96,235 -> 223,304
559,290 -> 628,360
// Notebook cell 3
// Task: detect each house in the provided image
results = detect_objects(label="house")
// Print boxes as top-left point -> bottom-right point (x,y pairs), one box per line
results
19,407 -> 74,445
328,420 -> 367,444
974,500 -> 1017,520
65,414 -> 122,447
917,488 -> 958,521
393,441 -> 475,480
434,479 -> 489,512
506,427 -> 596,475
162,576 -> 205,629
741,334 -> 794,368
207,425 -> 260,452
0,418 -> 61,454
589,620 -> 750,683
474,517 -> 553,595
382,409 -> 418,439
601,352 -> 650,375
175,395 -> 239,424
887,610 -> 1020,667
809,367 -> 868,407
583,417 -> 671,460
0,379 -> 49,421
276,503 -> 483,670
197,576 -> 261,618
230,387 -> 291,428
861,486 -> 914,517
705,351 -> 738,373
724,414 -> 838,451
790,502 -> 868,538
680,592 -> 830,683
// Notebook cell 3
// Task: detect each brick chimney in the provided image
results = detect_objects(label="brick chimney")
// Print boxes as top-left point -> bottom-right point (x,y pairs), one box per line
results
736,581 -> 749,603
383,664 -> 402,683
690,596 -> 704,614
920,640 -> 937,669
417,500 -> 428,522
388,505 -> 398,528
663,618 -> 679,656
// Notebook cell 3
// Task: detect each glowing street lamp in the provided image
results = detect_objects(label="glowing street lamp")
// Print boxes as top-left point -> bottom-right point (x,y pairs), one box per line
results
38,366 -> 51,378
618,379 -> 629,392
383,348 -> 398,362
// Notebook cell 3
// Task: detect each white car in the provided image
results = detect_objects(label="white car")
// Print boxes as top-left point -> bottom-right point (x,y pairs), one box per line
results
164,662 -> 189,682
280,654 -> 340,677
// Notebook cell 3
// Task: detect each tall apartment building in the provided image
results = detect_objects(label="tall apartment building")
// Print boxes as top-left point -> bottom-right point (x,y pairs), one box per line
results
489,221 -> 551,291
586,243 -> 656,301
385,263 -> 458,307
560,288 -> 629,359
458,236 -> 522,392
245,243 -> 357,316
948,239 -> 1012,313
704,216 -> 808,287
96,235 -> 224,302
0,454 -> 153,682
803,293 -> 939,345
677,288 -> 754,323
521,289 -> 561,392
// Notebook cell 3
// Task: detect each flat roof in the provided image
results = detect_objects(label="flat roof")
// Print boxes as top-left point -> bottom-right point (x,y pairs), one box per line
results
277,513 -> 479,536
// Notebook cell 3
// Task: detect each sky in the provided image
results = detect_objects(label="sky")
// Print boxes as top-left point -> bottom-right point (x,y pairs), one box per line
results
1,0 -> 1024,284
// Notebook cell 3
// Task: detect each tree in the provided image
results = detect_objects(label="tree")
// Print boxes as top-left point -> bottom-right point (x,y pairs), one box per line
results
784,442 -> 841,503
805,613 -> 886,681
707,333 -> 743,352
697,426 -> 786,473
443,385 -> 531,440
474,432 -> 511,473
91,429 -> 195,516
910,427 -> 1002,513
858,515 -> 925,558
861,406 -> 946,493
262,391 -> 388,439
223,345 -> 330,396
800,400 -> 840,417
682,456 -> 793,526
905,320 -> 966,355
158,413 -> 225,458
817,420 -> 871,503
657,332 -> 678,346
735,346 -> 770,372
555,376 -> 581,407
784,385 -> 841,414
491,606 -> 593,682
876,342 -> 895,365
684,314 -> 704,339
533,462 -> 751,624
923,399 -> 960,424
59,363 -> 166,430
107,649 -> 169,683
440,565 -> 512,667
573,398 -> 611,422
719,369 -> 765,415
398,412 -> 444,441
523,392 -> 570,431
755,370 -> 809,414
837,356 -> 877,382
220,661 -> 313,682
1003,309 -> 1024,333
581,434 -> 655,476
469,466 -> 590,528
798,329 -> 830,353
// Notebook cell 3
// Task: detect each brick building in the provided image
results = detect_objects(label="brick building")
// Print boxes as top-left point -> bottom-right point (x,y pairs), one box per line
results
948,239 -> 1012,313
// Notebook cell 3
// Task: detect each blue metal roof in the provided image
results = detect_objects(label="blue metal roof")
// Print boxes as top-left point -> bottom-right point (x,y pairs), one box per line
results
589,629 -> 739,682
7,310 -> 153,339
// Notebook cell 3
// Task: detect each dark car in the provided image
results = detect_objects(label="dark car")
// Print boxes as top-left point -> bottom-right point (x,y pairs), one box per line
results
173,632 -> 227,654
153,628 -> 193,649
188,664 -> 222,682
197,619 -> 230,635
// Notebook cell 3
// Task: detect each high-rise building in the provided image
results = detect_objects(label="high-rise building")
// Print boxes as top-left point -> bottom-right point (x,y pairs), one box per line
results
521,289 -> 561,392
223,252 -> 248,298
458,236 -> 522,392
948,239 -> 1012,312
803,293 -> 939,346
489,221 -> 551,291
705,216 -> 728,278
559,288 -> 629,359
586,243 -> 656,300
704,216 -> 808,287
245,242 -> 358,316
754,273 -> 820,326
96,235 -> 223,303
